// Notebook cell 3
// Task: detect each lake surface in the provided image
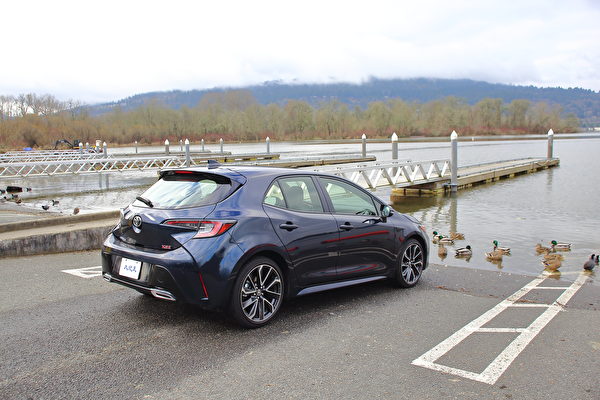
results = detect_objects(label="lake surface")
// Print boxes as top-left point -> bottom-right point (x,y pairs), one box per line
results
3,134 -> 599,282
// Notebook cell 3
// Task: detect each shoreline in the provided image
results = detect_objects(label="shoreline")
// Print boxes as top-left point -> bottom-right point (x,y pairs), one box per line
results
2,132 -> 599,152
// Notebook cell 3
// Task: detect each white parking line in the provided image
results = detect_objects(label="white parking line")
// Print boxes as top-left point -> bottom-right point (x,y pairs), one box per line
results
61,266 -> 103,279
412,271 -> 588,385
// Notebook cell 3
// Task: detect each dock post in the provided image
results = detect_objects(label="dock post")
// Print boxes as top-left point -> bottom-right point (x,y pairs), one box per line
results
135,141 -> 138,154
362,134 -> 367,158
85,142 -> 89,152
103,142 -> 108,156
179,139 -> 183,152
79,142 -> 83,154
450,131 -> 458,193
391,132 -> 398,176
547,129 -> 554,159
201,139 -> 205,152
185,138 -> 190,167
220,138 -> 224,154
266,136 -> 270,154
165,139 -> 170,155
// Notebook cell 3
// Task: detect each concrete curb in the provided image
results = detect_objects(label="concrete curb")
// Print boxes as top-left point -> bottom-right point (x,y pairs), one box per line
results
0,224 -> 114,258
0,210 -> 120,234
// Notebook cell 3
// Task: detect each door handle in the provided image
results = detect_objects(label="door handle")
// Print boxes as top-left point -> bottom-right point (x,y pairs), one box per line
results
279,222 -> 298,231
339,223 -> 354,231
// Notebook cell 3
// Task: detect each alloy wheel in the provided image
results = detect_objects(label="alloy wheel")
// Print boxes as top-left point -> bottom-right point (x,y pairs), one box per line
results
240,263 -> 282,323
400,241 -> 424,286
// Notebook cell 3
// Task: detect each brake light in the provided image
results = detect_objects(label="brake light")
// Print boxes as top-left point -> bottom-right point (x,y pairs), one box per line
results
164,220 -> 200,229
163,220 -> 236,238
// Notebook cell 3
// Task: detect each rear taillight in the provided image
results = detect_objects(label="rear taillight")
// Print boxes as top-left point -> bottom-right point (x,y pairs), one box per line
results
162,220 -> 236,238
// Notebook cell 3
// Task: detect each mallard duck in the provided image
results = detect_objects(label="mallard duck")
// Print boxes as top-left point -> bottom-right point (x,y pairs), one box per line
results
542,258 -> 562,271
583,254 -> 595,271
492,240 -> 510,254
543,253 -> 564,262
438,244 -> 448,257
450,232 -> 465,240
432,231 -> 446,243
550,240 -> 571,251
535,243 -> 552,254
485,249 -> 503,261
437,235 -> 454,245
455,245 -> 472,257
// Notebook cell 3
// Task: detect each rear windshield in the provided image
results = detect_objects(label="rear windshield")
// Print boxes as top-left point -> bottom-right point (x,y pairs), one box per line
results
133,172 -> 234,209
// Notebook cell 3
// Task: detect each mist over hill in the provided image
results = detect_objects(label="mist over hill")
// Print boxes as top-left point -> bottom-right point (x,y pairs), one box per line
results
90,78 -> 600,127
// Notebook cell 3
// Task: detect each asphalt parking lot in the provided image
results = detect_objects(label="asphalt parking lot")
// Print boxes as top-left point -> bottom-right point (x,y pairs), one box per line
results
1,251 -> 598,399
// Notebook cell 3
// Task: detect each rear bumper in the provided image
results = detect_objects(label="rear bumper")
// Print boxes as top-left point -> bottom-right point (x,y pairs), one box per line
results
101,233 -> 213,307
103,272 -> 177,301
101,232 -> 244,311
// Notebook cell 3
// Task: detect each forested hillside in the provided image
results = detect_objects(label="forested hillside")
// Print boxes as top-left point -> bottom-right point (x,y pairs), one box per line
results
0,90 -> 581,150
91,78 -> 600,127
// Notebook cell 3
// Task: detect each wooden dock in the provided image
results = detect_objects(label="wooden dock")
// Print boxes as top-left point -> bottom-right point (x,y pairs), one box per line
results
0,151 -> 379,177
248,155 -> 376,168
391,157 -> 559,199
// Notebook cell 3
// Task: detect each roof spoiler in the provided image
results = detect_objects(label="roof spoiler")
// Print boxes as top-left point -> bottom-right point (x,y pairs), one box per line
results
207,159 -> 221,169
158,163 -> 247,186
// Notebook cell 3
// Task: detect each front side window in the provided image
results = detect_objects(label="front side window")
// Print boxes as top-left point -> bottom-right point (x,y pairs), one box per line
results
264,176 -> 324,213
319,177 -> 377,216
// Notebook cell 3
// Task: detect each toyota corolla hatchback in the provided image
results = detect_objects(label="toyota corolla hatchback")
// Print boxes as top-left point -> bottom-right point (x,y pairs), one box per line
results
102,164 -> 429,327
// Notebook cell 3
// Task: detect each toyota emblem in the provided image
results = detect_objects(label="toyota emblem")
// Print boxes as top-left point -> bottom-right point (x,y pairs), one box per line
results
132,215 -> 142,228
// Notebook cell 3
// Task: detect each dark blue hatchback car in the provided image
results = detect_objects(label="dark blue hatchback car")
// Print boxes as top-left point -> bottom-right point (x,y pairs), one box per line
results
102,165 -> 429,327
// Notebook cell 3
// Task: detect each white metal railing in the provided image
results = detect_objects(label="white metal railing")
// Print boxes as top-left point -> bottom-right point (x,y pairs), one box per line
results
1,149 -> 83,156
0,153 -> 280,177
0,152 -> 108,164
308,159 -> 451,189
0,156 -> 193,177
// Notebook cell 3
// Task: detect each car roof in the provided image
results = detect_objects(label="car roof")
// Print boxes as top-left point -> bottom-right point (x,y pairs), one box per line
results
165,165 -> 324,180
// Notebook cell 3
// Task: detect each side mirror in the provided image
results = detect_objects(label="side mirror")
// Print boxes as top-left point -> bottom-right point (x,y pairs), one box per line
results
381,205 -> 394,218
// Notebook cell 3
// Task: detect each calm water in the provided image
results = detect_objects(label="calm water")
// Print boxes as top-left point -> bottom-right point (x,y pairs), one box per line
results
3,135 -> 599,282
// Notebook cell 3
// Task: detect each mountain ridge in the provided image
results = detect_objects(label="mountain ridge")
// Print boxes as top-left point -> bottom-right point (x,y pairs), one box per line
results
89,78 -> 600,126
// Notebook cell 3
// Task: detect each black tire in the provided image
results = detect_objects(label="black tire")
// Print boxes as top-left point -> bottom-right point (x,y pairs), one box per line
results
394,238 -> 425,288
230,257 -> 284,328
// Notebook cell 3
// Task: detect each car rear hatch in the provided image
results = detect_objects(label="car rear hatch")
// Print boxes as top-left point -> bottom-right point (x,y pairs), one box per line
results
113,169 -> 244,250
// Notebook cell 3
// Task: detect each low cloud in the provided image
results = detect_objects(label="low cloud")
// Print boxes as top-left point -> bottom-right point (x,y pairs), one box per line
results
2,0 -> 598,103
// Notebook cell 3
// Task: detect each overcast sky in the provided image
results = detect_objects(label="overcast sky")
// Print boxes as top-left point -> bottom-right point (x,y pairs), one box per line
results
3,0 -> 599,104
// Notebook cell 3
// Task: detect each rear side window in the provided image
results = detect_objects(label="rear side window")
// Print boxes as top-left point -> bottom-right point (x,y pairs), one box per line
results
264,181 -> 285,207
134,172 -> 234,209
264,176 -> 324,213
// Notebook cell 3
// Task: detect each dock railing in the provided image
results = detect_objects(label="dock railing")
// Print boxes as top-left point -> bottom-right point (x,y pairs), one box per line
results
309,159 -> 451,189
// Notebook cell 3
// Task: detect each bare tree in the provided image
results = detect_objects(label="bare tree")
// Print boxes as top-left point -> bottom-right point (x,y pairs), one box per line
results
15,94 -> 30,116
0,95 -> 15,119
38,94 -> 66,116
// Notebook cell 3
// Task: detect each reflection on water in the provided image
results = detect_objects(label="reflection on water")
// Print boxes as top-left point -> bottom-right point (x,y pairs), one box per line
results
485,258 -> 505,269
2,135 -> 599,283
384,136 -> 600,284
